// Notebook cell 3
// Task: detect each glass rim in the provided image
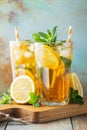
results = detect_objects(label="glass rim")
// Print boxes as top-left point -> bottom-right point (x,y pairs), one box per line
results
10,40 -> 33,46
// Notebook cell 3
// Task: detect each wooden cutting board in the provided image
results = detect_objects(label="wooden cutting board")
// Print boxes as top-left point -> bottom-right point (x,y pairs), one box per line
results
0,97 -> 87,123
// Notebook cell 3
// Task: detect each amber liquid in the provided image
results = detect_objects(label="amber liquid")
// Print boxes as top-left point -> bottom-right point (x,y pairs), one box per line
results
37,68 -> 71,104
36,42 -> 73,105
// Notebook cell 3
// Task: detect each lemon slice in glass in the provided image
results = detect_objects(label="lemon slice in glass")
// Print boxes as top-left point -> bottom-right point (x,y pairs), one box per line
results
71,73 -> 83,97
35,44 -> 60,69
15,68 -> 34,81
10,75 -> 35,104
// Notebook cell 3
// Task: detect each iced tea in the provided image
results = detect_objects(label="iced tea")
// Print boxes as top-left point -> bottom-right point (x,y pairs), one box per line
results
35,41 -> 73,105
10,41 -> 36,84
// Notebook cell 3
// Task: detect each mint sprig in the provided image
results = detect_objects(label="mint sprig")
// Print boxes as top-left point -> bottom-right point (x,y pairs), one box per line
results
69,87 -> 84,105
32,26 -> 58,46
1,89 -> 12,104
29,92 -> 41,107
1,88 -> 83,106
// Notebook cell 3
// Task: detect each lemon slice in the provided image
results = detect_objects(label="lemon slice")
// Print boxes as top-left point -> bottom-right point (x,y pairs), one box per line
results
35,45 -> 60,69
10,75 -> 35,104
57,60 -> 65,77
15,68 -> 34,81
71,73 -> 83,97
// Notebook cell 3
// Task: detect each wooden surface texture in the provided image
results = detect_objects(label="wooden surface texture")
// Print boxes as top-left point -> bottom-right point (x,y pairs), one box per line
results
0,98 -> 87,129
0,114 -> 87,130
0,97 -> 87,123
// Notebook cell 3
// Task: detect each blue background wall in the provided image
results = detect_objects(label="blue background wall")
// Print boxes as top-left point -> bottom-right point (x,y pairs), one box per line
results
0,0 -> 87,95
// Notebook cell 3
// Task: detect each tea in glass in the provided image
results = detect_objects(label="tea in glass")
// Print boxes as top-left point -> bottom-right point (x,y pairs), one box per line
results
35,41 -> 73,106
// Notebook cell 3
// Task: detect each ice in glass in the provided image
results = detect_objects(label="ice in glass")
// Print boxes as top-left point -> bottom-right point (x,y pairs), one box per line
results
10,41 -> 37,85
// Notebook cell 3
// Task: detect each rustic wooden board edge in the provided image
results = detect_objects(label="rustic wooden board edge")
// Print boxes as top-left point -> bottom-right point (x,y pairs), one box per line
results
0,97 -> 87,123
35,97 -> 87,122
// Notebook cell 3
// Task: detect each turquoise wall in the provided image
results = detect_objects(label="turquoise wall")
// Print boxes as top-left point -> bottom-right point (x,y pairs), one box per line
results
0,0 -> 87,95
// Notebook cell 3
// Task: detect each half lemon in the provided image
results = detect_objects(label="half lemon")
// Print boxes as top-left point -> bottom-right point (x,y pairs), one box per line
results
10,75 -> 35,104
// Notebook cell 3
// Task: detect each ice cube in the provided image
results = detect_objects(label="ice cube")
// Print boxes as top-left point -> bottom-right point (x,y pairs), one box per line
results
42,68 -> 50,89
57,46 -> 71,58
30,44 -> 35,52
37,62 -> 42,68
60,48 -> 71,57
24,51 -> 32,58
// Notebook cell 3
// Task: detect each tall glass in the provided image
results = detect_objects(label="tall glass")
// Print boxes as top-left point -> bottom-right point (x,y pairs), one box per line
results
35,41 -> 73,106
10,41 -> 37,86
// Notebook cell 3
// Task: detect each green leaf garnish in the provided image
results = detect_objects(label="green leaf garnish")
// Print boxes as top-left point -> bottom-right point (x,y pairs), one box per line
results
56,40 -> 66,46
1,90 -> 12,104
69,87 -> 84,105
60,56 -> 71,68
32,26 -> 66,47
29,92 -> 41,107
52,26 -> 57,36
32,26 -> 60,46
32,33 -> 47,43
38,32 -> 48,39
33,102 -> 40,107
47,29 -> 52,38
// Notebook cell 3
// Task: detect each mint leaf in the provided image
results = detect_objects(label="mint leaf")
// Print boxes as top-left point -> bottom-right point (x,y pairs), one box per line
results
32,33 -> 47,43
32,33 -> 40,41
52,26 -> 57,36
29,92 -> 41,107
1,97 -> 8,104
56,40 -> 66,46
38,32 -> 48,39
60,56 -> 71,68
73,90 -> 78,97
53,36 -> 57,43
1,91 -> 12,104
47,29 -> 52,38
33,102 -> 40,107
69,87 -> 84,105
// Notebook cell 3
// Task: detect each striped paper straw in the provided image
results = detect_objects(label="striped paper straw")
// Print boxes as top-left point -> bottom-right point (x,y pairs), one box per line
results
67,26 -> 72,43
15,27 -> 19,41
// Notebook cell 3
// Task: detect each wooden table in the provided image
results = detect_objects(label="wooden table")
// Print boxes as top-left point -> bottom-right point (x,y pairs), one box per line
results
0,114 -> 87,130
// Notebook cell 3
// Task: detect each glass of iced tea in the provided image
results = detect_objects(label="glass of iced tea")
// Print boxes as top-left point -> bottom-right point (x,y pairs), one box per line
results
35,41 -> 73,106
10,40 -> 36,83
34,26 -> 73,106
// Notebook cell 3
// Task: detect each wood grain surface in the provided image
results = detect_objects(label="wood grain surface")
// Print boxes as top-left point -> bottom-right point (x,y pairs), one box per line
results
0,115 -> 87,130
0,97 -> 87,123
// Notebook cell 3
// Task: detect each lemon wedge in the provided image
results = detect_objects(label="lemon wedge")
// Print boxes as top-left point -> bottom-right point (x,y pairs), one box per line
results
10,75 -> 35,104
71,73 -> 83,97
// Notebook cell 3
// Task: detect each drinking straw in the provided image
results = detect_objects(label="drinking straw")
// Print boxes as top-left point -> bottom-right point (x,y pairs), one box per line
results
15,27 -> 19,41
67,26 -> 72,43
